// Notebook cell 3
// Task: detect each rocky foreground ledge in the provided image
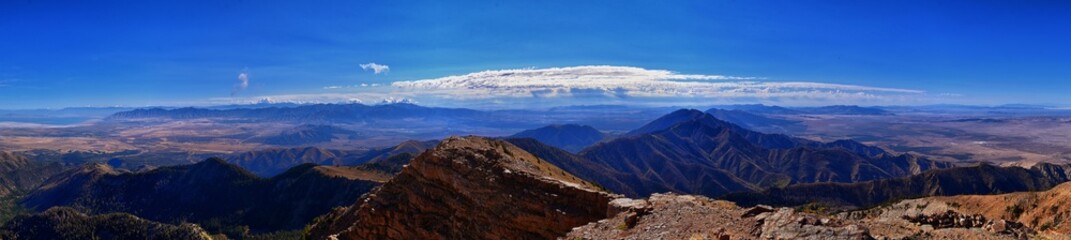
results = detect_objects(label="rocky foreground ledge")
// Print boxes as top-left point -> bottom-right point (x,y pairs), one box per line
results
566,193 -> 870,240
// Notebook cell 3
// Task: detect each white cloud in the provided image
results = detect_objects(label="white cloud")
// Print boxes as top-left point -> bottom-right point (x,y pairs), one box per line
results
206,65 -> 933,109
360,63 -> 390,74
231,70 -> 250,96
391,65 -> 922,101
322,83 -> 384,90
207,92 -> 416,106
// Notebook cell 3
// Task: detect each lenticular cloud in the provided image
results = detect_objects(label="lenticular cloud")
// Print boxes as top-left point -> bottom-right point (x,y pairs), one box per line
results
391,65 -> 922,100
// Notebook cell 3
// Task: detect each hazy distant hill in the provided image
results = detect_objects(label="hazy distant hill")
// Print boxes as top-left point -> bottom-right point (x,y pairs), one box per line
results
704,108 -> 805,133
509,124 -> 607,152
226,147 -> 362,176
710,104 -> 802,115
711,104 -> 890,115
257,124 -> 359,146
0,207 -> 211,240
226,140 -> 436,177
107,103 -> 482,124
22,158 -> 383,237
794,105 -> 892,115
723,163 -> 1071,209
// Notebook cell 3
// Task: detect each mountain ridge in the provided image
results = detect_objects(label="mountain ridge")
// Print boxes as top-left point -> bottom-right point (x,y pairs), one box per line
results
307,136 -> 616,239
21,158 -> 383,237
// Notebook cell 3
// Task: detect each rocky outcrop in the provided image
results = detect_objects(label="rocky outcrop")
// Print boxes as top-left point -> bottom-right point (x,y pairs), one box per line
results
901,210 -> 1033,238
307,136 -> 616,240
843,181 -> 1071,239
566,193 -> 873,240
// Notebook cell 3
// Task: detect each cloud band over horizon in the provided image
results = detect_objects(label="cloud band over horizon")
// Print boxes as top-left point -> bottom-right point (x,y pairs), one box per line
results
216,65 -> 930,108
390,65 -> 922,101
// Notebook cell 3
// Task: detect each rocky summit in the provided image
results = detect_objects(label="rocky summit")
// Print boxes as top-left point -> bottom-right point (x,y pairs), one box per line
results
307,136 -> 616,240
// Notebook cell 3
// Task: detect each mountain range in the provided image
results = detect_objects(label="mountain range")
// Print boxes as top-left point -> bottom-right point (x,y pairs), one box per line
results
511,109 -> 951,198
225,140 -> 436,177
724,163 -> 1071,209
107,103 -> 483,124
20,158 -> 384,238
9,106 -> 1071,239
711,104 -> 892,115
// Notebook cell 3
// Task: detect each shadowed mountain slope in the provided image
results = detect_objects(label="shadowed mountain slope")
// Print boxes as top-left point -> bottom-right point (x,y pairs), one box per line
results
21,158 -> 383,236
0,152 -> 67,197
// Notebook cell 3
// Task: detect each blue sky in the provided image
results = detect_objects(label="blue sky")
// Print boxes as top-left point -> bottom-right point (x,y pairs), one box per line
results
1,1 -> 1068,109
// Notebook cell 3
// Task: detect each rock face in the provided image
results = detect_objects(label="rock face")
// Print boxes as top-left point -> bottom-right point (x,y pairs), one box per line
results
900,210 -> 1033,238
848,181 -> 1071,239
566,193 -> 872,240
307,136 -> 616,240
0,207 -> 212,240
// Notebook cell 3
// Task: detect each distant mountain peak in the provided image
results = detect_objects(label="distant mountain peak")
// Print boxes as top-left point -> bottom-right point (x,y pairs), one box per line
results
625,108 -> 708,136
189,157 -> 259,180
509,124 -> 606,153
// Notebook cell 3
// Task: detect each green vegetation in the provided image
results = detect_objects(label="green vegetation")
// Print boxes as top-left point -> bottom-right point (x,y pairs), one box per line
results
797,202 -> 831,215
1006,204 -> 1025,218
0,207 -> 210,240
0,194 -> 31,224
244,230 -> 302,240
